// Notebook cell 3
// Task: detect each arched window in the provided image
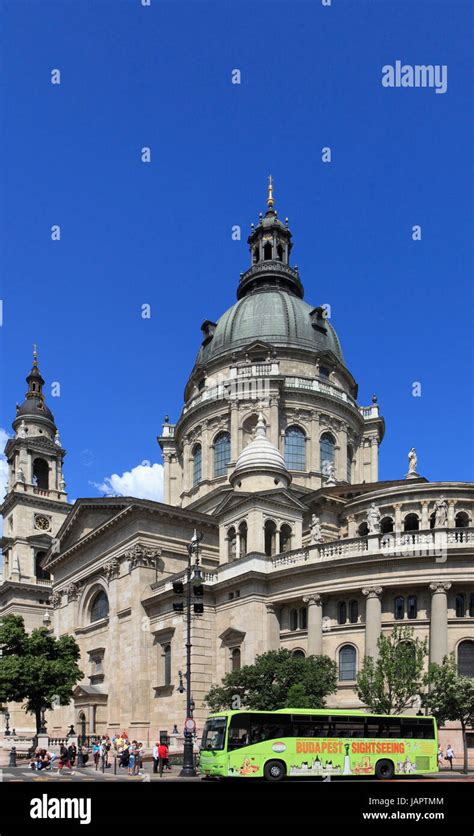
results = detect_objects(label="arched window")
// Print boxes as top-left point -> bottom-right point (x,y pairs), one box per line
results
263,241 -> 272,260
407,595 -> 417,620
231,648 -> 241,671
292,649 -> 305,659
346,446 -> 353,483
192,444 -> 202,487
394,596 -> 404,620
238,521 -> 247,559
380,516 -> 394,534
320,432 -> 335,474
33,458 -> 49,489
264,520 -> 277,557
298,607 -> 307,630
35,550 -> 50,581
358,521 -> 369,537
289,608 -> 298,631
456,594 -> 465,618
455,512 -> 470,528
404,514 -> 419,532
276,243 -> 284,261
90,590 -> 109,623
214,432 -> 231,478
458,640 -> 474,677
349,600 -> 358,624
279,524 -> 292,553
337,601 -> 347,625
469,593 -> 474,617
284,426 -> 306,471
163,644 -> 171,686
227,527 -> 237,561
339,645 -> 356,681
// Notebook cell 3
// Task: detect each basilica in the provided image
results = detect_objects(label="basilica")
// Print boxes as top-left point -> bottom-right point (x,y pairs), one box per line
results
1,182 -> 473,758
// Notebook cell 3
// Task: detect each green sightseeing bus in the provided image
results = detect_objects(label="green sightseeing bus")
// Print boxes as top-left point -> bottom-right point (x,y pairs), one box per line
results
199,708 -> 438,781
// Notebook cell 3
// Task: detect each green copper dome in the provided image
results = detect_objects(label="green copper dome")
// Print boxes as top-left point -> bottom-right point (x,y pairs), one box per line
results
196,286 -> 345,366
195,182 -> 346,370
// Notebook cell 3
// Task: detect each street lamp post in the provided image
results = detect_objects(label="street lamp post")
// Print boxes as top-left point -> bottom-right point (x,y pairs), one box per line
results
179,530 -> 202,777
4,710 -> 10,737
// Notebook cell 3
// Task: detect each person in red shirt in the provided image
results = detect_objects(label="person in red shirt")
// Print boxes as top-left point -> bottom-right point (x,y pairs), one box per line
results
158,742 -> 169,776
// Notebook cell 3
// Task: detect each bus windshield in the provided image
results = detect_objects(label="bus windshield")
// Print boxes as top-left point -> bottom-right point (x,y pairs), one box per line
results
201,717 -> 227,751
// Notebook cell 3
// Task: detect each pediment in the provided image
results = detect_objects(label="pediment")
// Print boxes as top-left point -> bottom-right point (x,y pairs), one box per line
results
219,627 -> 246,646
54,498 -> 133,554
214,488 -> 306,519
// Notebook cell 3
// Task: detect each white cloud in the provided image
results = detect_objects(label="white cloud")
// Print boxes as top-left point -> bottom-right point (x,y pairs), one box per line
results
92,461 -> 164,502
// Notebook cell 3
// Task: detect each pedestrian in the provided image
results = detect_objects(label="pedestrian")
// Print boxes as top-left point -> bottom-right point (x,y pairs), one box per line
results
68,742 -> 76,767
119,742 -> 129,770
136,742 -> 144,775
92,741 -> 101,769
59,742 -> 74,774
128,740 -> 137,776
437,745 -> 444,768
445,744 -> 455,770
158,741 -> 169,777
152,741 -> 159,774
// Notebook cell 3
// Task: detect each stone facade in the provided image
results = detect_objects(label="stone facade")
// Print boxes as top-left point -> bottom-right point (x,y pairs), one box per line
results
1,188 -> 473,763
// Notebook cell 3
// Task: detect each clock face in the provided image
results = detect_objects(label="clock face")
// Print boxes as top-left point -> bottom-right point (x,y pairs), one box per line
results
35,515 -> 51,531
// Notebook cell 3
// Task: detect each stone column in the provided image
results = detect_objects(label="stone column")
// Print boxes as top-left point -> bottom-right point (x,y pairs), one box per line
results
394,503 -> 402,534
230,402 -> 239,461
311,412 -> 320,474
420,500 -> 429,531
266,603 -> 280,650
269,396 -> 279,448
447,501 -> 455,529
303,593 -> 323,655
347,514 -> 357,539
362,586 -> 383,659
338,425 -> 348,482
202,421 -> 210,481
429,582 -> 452,664
182,441 -> 191,493
370,438 -> 378,482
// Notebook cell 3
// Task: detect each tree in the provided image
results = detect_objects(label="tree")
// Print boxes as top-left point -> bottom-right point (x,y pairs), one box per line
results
0,614 -> 83,732
204,649 -> 337,712
356,626 -> 427,714
423,655 -> 474,774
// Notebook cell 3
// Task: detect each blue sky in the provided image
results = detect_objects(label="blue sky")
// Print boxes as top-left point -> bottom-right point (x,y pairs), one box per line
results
0,0 -> 472,510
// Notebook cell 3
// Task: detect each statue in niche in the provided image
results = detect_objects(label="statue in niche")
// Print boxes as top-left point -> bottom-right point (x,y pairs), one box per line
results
366,502 -> 381,534
434,496 -> 448,528
310,515 -> 323,544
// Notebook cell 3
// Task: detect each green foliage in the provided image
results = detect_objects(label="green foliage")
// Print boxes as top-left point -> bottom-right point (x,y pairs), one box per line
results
0,614 -> 83,731
286,683 -> 311,708
204,649 -> 337,712
423,654 -> 474,773
356,626 -> 427,714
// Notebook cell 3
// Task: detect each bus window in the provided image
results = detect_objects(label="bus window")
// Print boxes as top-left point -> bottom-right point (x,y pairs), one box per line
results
418,719 -> 435,739
332,717 -> 366,738
228,714 -> 251,750
292,715 -> 331,737
249,714 -> 291,744
201,717 -> 227,751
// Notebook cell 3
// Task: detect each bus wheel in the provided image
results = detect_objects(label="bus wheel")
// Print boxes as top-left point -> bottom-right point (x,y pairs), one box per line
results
375,760 -> 395,780
264,760 -> 286,782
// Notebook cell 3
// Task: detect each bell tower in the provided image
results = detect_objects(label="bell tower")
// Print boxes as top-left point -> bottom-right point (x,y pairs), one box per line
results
1,348 -> 70,595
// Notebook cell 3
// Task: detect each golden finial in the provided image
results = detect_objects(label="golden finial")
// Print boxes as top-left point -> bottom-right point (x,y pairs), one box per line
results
33,344 -> 38,367
267,175 -> 274,208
